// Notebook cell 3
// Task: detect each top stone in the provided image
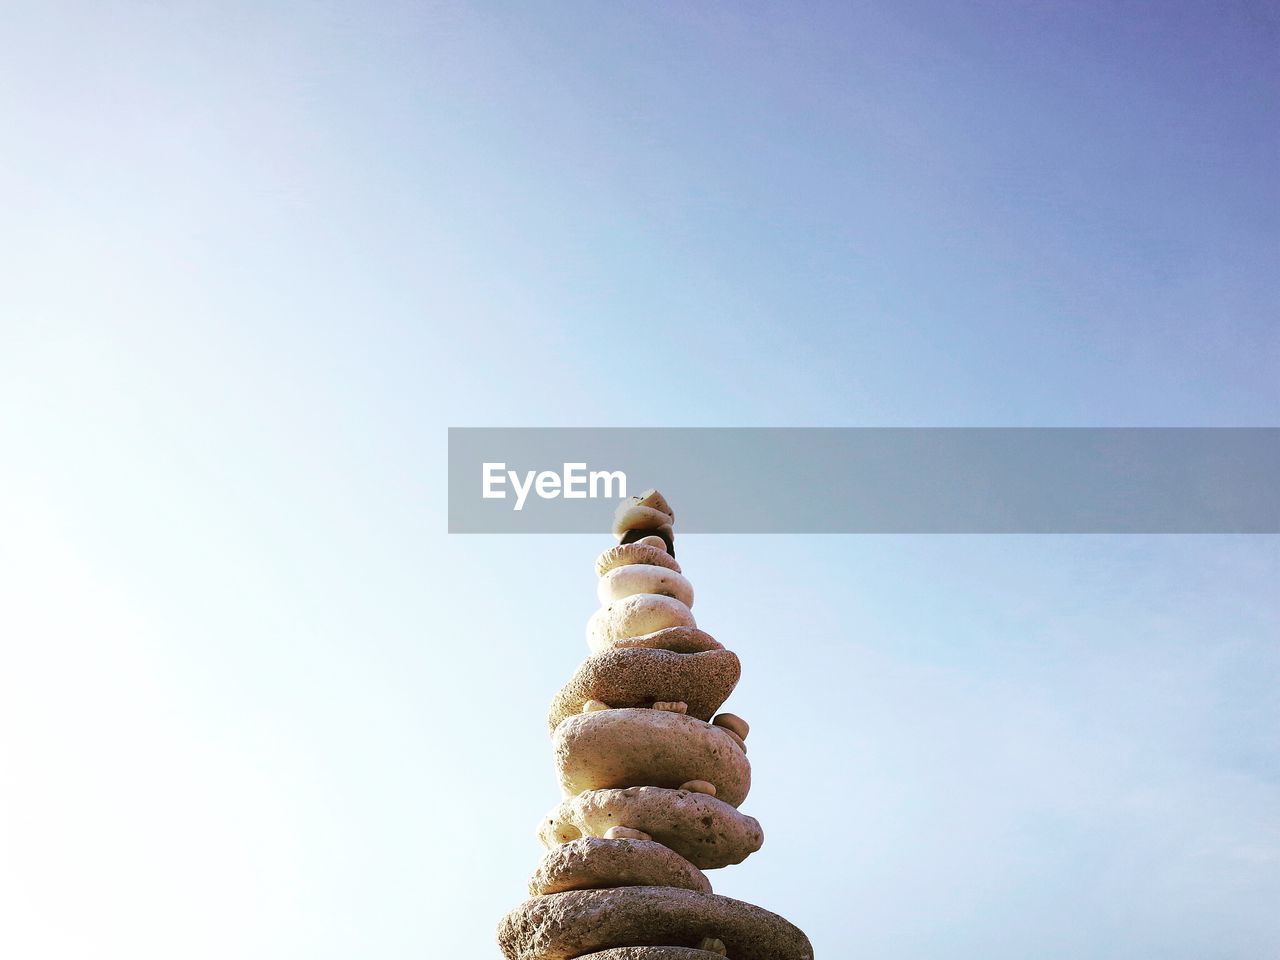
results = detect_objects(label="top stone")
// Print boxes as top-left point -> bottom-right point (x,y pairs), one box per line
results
613,490 -> 677,556
631,489 -> 675,522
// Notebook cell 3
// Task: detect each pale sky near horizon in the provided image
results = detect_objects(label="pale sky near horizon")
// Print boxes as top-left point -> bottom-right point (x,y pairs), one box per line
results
2,2 -> 1278,959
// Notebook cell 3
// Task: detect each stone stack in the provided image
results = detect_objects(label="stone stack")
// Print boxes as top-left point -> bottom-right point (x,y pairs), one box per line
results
497,491 -> 814,960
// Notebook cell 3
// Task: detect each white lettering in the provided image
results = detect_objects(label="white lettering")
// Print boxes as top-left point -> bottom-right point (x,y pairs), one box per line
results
484,463 -> 627,510
563,462 -> 587,499
535,470 -> 561,499
591,470 -> 627,499
510,469 -> 537,512
482,462 -> 506,498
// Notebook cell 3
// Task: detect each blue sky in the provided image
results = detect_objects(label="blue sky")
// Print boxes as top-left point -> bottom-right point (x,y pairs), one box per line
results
1,2 -> 1277,958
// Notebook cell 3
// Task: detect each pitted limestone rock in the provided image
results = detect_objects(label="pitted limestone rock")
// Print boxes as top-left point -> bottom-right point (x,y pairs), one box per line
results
499,489 -> 812,960
547,648 -> 740,731
574,950 -> 723,960
712,714 -> 749,740
496,887 -> 814,960
620,524 -> 675,555
613,504 -> 674,538
596,543 -> 681,577
539,786 -> 763,870
603,626 -> 724,654
599,564 -> 695,609
588,595 -> 696,652
553,708 -> 751,807
630,489 -> 675,521
527,837 -> 711,896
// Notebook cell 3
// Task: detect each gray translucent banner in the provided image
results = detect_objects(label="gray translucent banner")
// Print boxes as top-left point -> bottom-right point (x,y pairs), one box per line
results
447,428 -> 1279,533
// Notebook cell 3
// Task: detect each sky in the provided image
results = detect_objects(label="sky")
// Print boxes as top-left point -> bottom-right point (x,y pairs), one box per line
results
1,2 -> 1278,958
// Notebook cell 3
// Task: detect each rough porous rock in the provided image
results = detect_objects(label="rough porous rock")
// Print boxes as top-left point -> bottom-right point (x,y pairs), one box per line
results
620,524 -> 675,556
679,780 -> 716,796
719,728 -> 747,754
576,949 -> 723,960
596,543 -> 681,577
496,887 -> 814,960
588,595 -> 696,653
604,627 -> 724,654
539,787 -> 763,870
711,713 -> 749,740
630,489 -> 675,521
613,503 -> 674,538
554,708 -> 751,807
500,489 -> 812,960
527,837 -> 711,896
598,564 -> 695,609
547,649 -> 741,731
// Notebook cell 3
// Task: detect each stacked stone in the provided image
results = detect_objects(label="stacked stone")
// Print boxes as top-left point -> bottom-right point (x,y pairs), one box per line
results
497,491 -> 814,960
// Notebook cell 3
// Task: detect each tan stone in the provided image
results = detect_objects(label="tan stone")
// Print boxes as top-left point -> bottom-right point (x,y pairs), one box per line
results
496,887 -> 814,960
527,837 -> 711,897
612,503 -> 673,538
631,489 -> 675,521
588,595 -> 696,652
547,649 -> 740,731
620,524 -> 675,556
576,951 -> 722,960
596,543 -> 681,577
605,627 -> 724,654
719,729 -> 747,754
554,709 -> 750,807
539,786 -> 763,870
711,713 -> 749,740
634,535 -> 669,551
678,780 -> 716,796
599,564 -> 694,608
